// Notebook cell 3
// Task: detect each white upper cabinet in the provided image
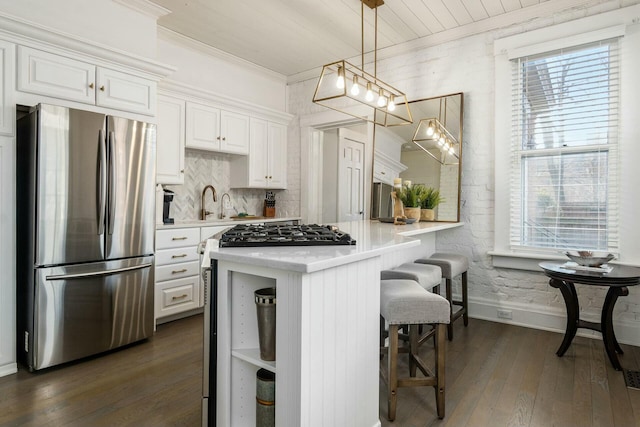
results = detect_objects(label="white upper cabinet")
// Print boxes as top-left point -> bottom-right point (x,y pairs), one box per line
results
230,118 -> 287,189
96,68 -> 156,115
267,122 -> 287,188
185,101 -> 249,155
17,46 -> 156,116
156,94 -> 186,185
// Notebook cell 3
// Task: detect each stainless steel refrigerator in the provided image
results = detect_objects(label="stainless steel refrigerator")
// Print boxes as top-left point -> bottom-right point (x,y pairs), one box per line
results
371,182 -> 394,219
16,104 -> 156,371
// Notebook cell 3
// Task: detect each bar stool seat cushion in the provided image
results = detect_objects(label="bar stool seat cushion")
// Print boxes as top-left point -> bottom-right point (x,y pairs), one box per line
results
415,253 -> 469,279
380,279 -> 450,325
380,263 -> 442,290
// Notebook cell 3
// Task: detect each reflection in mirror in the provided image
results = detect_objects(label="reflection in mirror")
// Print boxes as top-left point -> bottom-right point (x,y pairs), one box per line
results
372,93 -> 463,222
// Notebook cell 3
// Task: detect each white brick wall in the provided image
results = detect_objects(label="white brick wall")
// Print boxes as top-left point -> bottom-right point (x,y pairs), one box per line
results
286,4 -> 640,344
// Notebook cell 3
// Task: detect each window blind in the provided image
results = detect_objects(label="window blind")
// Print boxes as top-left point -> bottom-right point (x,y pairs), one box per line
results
510,38 -> 620,252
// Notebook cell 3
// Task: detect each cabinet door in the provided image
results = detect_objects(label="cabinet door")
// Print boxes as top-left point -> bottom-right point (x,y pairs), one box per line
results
220,110 -> 249,154
17,46 -> 96,105
156,95 -> 185,184
96,68 -> 156,116
267,123 -> 287,189
0,41 -> 14,136
186,102 -> 220,151
248,118 -> 269,187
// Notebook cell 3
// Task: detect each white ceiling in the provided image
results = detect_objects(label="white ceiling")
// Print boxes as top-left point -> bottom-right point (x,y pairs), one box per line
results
149,0 -> 611,79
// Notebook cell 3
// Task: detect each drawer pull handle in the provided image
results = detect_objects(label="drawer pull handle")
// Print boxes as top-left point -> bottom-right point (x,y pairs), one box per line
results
172,294 -> 188,301
171,254 -> 188,259
172,236 -> 188,241
171,269 -> 188,274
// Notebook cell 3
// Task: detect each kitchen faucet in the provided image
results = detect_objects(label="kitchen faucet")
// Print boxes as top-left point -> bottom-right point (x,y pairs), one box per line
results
200,185 -> 217,220
219,193 -> 231,219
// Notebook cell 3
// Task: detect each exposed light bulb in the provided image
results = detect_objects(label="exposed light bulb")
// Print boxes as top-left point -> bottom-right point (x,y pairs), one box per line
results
388,95 -> 396,111
433,130 -> 441,141
365,83 -> 374,102
448,146 -> 455,155
377,89 -> 386,107
350,76 -> 360,96
426,121 -> 435,137
336,67 -> 345,89
439,136 -> 446,146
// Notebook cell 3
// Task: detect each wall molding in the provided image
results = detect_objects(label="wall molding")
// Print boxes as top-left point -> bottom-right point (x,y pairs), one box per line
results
113,0 -> 171,20
0,363 -> 17,377
468,296 -> 640,347
159,79 -> 293,124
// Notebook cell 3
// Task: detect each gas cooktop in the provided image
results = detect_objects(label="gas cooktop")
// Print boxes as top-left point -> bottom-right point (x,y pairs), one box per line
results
218,224 -> 356,247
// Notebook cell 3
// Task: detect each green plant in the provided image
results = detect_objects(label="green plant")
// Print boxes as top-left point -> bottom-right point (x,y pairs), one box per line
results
420,187 -> 444,210
398,183 -> 424,208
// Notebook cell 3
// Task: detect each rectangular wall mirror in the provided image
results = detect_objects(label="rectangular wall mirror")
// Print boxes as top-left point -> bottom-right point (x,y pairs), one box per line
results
371,92 -> 463,222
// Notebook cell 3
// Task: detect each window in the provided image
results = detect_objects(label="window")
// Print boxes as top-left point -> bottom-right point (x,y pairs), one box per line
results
509,39 -> 620,253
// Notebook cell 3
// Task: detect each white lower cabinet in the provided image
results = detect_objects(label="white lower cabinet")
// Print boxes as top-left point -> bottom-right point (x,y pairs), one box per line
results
155,227 -> 201,322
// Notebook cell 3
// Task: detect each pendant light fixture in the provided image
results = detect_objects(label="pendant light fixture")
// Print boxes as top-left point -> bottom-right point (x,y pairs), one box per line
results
312,0 -> 412,127
411,97 -> 460,165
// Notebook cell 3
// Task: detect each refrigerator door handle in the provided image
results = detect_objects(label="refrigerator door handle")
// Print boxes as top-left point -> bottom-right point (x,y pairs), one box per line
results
46,262 -> 153,281
107,130 -> 116,236
97,130 -> 107,235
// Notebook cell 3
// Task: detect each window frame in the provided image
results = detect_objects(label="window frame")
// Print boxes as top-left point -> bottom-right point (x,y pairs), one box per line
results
490,16 -> 640,271
510,39 -> 620,253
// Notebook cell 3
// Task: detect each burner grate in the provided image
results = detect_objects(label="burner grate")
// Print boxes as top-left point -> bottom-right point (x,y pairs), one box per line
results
219,224 -> 356,247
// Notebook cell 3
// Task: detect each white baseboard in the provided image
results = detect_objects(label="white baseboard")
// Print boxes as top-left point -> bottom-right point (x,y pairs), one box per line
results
468,297 -> 640,347
0,362 -> 17,378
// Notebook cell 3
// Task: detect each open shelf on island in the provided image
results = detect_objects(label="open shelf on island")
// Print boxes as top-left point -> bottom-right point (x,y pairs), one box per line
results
232,348 -> 276,373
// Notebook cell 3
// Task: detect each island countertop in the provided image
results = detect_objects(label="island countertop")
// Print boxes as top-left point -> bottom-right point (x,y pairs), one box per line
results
206,220 -> 463,273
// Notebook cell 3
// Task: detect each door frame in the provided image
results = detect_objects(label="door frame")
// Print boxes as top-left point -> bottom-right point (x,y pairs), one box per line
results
300,110 -> 374,224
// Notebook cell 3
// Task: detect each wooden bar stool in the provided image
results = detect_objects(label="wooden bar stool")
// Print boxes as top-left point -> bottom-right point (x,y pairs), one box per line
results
415,253 -> 469,340
380,279 -> 450,421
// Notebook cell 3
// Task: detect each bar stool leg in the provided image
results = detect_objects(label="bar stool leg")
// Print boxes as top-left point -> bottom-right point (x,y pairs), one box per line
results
462,272 -> 469,326
387,324 -> 399,421
435,323 -> 446,419
445,278 -> 454,341
409,325 -> 418,377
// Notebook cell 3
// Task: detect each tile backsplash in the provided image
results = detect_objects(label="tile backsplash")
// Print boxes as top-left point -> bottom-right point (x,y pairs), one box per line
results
162,149 -> 288,222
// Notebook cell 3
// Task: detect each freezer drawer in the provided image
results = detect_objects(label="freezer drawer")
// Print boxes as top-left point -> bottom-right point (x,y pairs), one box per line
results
26,256 -> 154,371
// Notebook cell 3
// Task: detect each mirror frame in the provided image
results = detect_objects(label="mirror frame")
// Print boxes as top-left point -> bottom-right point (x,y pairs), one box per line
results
372,92 -> 463,223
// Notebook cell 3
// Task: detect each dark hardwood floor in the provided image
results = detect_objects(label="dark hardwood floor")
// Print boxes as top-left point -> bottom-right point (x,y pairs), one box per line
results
1,315 -> 639,426
0,315 -> 203,427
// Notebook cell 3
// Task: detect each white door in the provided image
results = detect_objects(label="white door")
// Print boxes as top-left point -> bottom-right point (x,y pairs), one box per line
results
338,128 -> 365,222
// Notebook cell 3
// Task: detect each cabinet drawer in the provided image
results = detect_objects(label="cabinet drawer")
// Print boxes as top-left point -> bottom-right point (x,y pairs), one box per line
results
156,246 -> 199,266
156,260 -> 200,282
155,276 -> 199,318
156,228 -> 200,249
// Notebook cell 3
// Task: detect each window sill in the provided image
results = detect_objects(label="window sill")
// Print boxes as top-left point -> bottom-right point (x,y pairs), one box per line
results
488,250 -> 568,272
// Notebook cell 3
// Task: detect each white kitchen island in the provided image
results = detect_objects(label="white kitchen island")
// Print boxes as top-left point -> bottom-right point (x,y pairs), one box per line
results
204,220 -> 462,427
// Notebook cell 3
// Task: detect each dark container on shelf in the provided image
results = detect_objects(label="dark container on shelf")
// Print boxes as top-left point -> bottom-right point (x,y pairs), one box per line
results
254,287 -> 276,361
256,368 -> 275,427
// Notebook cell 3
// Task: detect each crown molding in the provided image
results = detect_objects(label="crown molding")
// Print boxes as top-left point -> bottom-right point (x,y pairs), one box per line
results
157,26 -> 287,84
0,11 -> 175,79
159,79 -> 293,124
113,0 -> 171,19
